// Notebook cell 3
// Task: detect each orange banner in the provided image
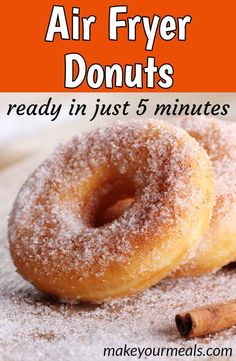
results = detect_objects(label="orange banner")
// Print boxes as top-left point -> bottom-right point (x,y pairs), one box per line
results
0,1 -> 235,91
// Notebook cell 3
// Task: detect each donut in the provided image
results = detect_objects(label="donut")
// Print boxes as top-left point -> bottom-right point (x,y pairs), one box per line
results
167,117 -> 236,276
106,117 -> 236,277
8,121 -> 214,302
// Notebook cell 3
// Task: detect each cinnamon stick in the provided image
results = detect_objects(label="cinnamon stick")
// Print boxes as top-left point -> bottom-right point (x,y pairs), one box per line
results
175,300 -> 236,338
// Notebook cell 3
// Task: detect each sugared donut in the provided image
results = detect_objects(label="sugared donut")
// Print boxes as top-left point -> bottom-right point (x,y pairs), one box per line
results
8,121 -> 214,302
168,117 -> 236,276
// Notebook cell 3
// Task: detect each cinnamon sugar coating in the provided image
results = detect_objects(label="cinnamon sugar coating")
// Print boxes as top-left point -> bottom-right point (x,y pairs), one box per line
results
8,120 -> 214,302
169,117 -> 236,276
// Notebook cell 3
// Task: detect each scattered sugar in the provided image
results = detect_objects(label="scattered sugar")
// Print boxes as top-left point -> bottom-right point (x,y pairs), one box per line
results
0,248 -> 236,361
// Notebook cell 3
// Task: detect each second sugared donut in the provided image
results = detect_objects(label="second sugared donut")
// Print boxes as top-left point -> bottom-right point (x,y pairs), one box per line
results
169,117 -> 236,276
8,120 -> 214,302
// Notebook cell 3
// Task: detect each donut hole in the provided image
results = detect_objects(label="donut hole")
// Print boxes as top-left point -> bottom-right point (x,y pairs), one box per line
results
91,178 -> 135,228
96,197 -> 134,227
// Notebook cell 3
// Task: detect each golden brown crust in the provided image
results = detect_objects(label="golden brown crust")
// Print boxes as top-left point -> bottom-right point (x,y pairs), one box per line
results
8,120 -> 214,302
